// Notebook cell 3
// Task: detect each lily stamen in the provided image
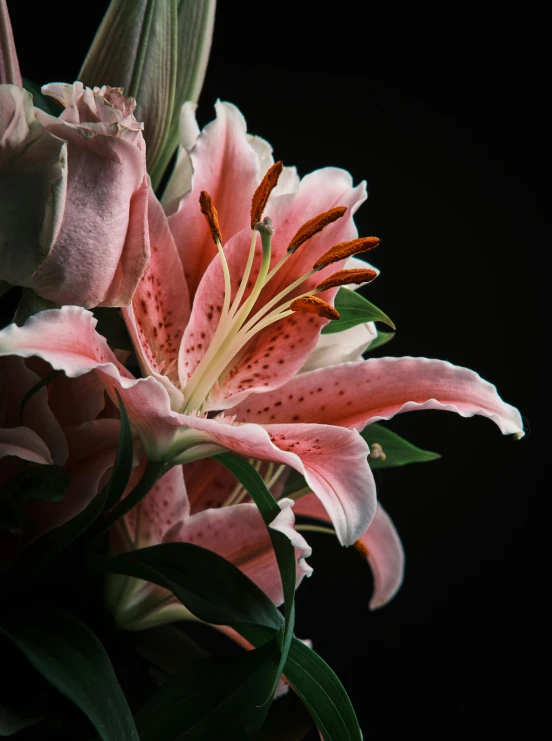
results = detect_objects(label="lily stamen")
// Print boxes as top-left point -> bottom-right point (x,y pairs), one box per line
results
184,164 -> 380,414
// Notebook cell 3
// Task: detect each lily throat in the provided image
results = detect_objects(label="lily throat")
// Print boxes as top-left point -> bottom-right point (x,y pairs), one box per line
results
181,162 -> 380,415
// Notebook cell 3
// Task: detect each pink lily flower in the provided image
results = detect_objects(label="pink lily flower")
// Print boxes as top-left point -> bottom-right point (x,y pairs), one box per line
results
0,81 -> 149,308
107,462 -> 312,630
0,102 -> 523,555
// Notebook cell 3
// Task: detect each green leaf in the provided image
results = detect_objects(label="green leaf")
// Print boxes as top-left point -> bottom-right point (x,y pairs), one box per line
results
0,465 -> 69,504
135,640 -> 280,741
365,329 -> 395,352
215,453 -> 298,698
0,609 -> 138,741
21,77 -> 60,116
91,542 -> 283,631
241,627 -> 362,741
322,287 -> 395,334
362,423 -> 440,469
92,308 -> 134,352
103,393 -> 134,511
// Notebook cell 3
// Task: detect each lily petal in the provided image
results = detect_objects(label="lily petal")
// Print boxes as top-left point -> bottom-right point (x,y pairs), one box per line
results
168,101 -> 265,298
1,356 -> 68,464
123,188 -> 189,401
181,169 -> 367,409
269,498 -> 313,577
300,320 -> 377,372
234,357 -> 524,437
0,427 -> 52,464
161,101 -> 199,211
294,493 -> 404,609
173,500 -> 309,605
0,307 -> 180,460
173,415 -> 375,545
124,464 -> 189,550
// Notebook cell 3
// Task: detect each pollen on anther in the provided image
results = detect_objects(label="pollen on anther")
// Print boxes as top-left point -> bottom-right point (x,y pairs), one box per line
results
251,161 -> 284,228
354,539 -> 370,559
287,206 -> 347,253
313,236 -> 380,270
290,296 -> 340,320
199,190 -> 222,244
316,268 -> 378,292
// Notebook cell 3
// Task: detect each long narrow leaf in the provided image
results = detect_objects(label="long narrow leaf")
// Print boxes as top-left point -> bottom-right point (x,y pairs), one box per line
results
241,626 -> 362,741
91,542 -> 283,631
103,392 -> 134,511
135,640 -> 280,741
214,453 -> 298,697
0,609 -> 138,741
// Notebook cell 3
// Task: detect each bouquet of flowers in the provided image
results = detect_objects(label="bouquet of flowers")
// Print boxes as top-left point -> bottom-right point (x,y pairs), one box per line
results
0,2 -> 523,738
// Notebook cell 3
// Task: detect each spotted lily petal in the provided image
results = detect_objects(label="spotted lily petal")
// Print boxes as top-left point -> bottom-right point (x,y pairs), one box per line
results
293,493 -> 404,609
234,357 -> 524,438
168,102 -> 266,297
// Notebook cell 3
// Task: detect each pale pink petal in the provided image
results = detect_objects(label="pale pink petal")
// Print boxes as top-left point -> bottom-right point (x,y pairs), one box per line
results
168,102 -> 265,298
300,321 -> 377,372
0,427 -> 52,464
234,357 -> 524,437
0,87 -> 67,286
161,102 -> 200,212
1,356 -> 68,464
123,464 -> 189,549
294,493 -> 404,609
0,308 -> 182,459
28,110 -> 148,308
173,501 -> 309,605
24,419 -> 122,536
101,173 -> 150,306
123,188 -> 189,395
261,168 -> 367,302
269,498 -> 313,577
176,415 -> 374,545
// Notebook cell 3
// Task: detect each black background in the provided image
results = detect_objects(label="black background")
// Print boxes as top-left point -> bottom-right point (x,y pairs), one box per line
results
7,1 -> 546,737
